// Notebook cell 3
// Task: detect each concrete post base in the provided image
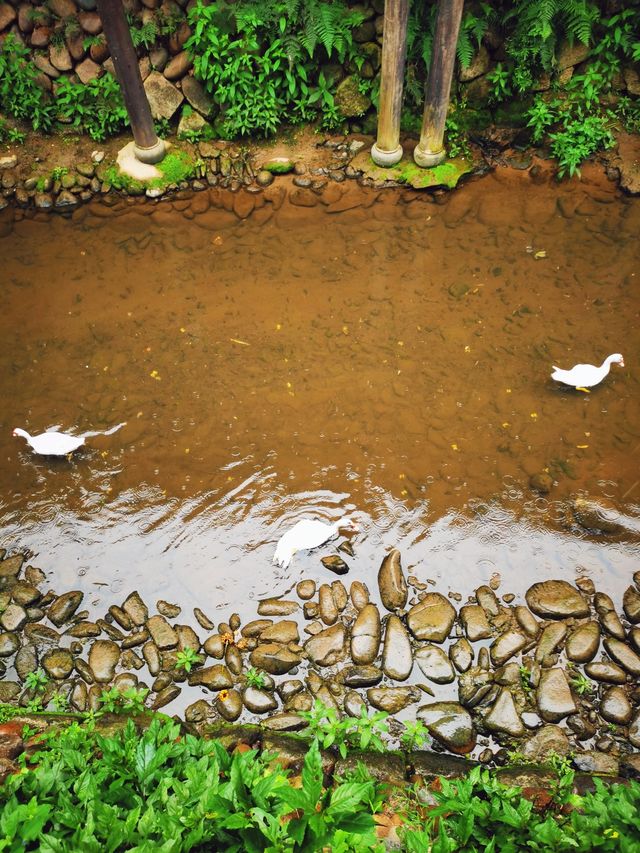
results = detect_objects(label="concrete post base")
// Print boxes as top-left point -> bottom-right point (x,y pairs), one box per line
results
371,142 -> 404,167
413,145 -> 446,168
116,141 -> 162,181
133,138 -> 167,165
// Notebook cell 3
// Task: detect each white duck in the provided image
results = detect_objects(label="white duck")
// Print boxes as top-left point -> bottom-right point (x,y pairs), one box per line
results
13,422 -> 126,456
273,516 -> 358,569
551,353 -> 624,392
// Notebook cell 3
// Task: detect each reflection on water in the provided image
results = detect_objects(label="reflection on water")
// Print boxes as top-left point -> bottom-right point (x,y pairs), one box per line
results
0,167 -> 638,618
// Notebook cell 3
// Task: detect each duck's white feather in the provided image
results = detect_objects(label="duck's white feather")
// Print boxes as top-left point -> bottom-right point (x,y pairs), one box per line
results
551,354 -> 624,389
13,422 -> 126,456
273,518 -> 355,569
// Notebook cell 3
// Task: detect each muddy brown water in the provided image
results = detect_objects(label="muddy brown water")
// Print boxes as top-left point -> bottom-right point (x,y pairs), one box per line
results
1,169 -> 639,629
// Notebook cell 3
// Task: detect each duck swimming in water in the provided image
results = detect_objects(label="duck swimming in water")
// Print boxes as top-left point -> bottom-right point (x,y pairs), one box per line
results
551,354 -> 624,392
273,517 -> 359,569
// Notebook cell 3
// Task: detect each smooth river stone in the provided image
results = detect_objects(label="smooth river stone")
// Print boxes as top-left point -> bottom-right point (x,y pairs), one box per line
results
490,630 -> 528,667
0,554 -> 24,578
458,667 -> 494,708
417,701 -> 476,754
175,625 -> 199,651
522,725 -> 570,761
449,638 -> 473,673
10,582 -> 41,607
381,615 -> 413,681
15,645 -> 37,680
241,619 -> 273,638
566,622 -> 600,663
249,644 -> 301,675
338,665 -> 382,687
600,685 -> 633,725
623,585 -> 640,623
535,622 -> 567,663
189,664 -> 233,690
629,711 -> 640,748
151,685 -> 181,710
584,661 -> 627,684
257,598 -> 299,616
349,581 -> 369,611
475,585 -> 500,617
377,549 -> 408,612
243,687 -> 278,714
122,591 -> 149,626
318,584 -> 338,625
350,604 -> 381,665
599,610 -> 625,640
0,632 -> 19,657
415,644 -> 455,683
146,615 -> 178,650
537,668 -> 576,722
259,620 -> 300,645
515,606 -> 540,638
331,581 -> 348,611
304,624 -> 345,667
89,639 -> 120,682
603,638 -> 640,676
573,751 -> 619,776
296,580 -> 316,600
216,688 -> 243,721
525,580 -> 589,619
47,590 -> 83,627
484,687 -> 525,737
367,686 -> 421,714
406,593 -> 455,642
42,648 -> 73,680
459,605 -> 492,641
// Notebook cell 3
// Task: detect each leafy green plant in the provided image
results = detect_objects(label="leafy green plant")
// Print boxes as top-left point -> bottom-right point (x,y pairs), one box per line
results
54,73 -> 129,141
518,664 -> 533,695
24,670 -> 48,693
300,701 -> 388,758
569,669 -> 594,696
0,35 -> 57,132
400,719 -> 431,751
50,693 -> 70,713
175,647 -> 202,673
245,667 -> 266,689
98,686 -> 149,715
50,166 -> 68,182
128,17 -> 158,50
153,116 -> 172,138
0,118 -> 26,144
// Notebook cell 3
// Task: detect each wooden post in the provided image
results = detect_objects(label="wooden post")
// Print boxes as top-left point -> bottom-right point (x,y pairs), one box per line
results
413,0 -> 464,167
96,0 -> 166,163
371,0 -> 409,167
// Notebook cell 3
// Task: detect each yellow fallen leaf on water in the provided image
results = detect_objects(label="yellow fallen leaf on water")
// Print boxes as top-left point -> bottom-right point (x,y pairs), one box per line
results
149,370 -> 161,380
230,338 -> 249,346
342,325 -> 349,335
502,422 -> 510,428
530,412 -> 538,419
576,444 -> 589,449
276,323 -> 281,331
451,443 -> 459,451
464,345 -> 471,353
185,448 -> 190,454
506,388 -> 512,394
213,235 -> 223,245
534,250 -> 547,259
401,489 -> 408,496
180,327 -> 186,333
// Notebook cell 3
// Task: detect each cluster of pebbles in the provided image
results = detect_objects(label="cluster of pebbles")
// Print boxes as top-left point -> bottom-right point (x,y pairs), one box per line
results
0,545 -> 639,780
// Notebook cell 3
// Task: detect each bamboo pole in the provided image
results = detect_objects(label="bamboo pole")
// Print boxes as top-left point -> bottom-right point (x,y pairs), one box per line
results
96,0 -> 166,164
413,0 -> 464,167
371,0 -> 410,167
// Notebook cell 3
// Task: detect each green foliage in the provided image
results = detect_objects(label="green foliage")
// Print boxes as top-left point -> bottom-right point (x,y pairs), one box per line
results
24,670 -> 48,693
300,701 -> 388,758
0,719 -> 382,852
399,719 -> 431,751
50,166 -> 68,181
55,74 -> 129,141
128,16 -> 159,50
569,669 -> 594,695
98,686 -> 149,715
244,667 -> 266,688
153,149 -> 197,185
185,0 -> 363,137
175,647 -> 202,673
0,35 -> 57,132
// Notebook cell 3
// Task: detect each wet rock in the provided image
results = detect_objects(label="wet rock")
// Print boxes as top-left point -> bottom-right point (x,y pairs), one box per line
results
11,583 -> 41,607
144,71 -> 184,120
89,640 -> 120,683
522,725 -> 570,761
367,686 -> 421,713
120,591 -> 148,626
181,75 -> 214,117
189,664 -> 233,690
331,581 -> 348,611
287,692 -> 313,712
526,580 -> 589,619
490,629 -> 528,667
55,191 -> 79,209
121,649 -> 144,671
0,604 -> 27,632
155,600 -> 181,619
623,585 -> 640,623
458,667 -> 495,708
241,620 -> 273,638
632,627 -> 640,654
97,620 -> 123,642
350,604 -> 381,665
629,711 -> 640,748
0,683 -> 20,702
296,580 -> 316,600
175,625 -> 199,651
377,549 -> 408,611
584,661 -> 627,684
140,641 -> 159,676
74,658 -> 94,683
225,644 -> 243,675
566,622 -> 600,663
572,496 -> 625,534
485,687 -> 525,737
603,638 -> 640,676
47,591 -> 83,627
449,638 -> 473,673
573,751 -> 619,776
70,681 -> 88,712
567,713 -> 597,741
303,602 -> 319,620
257,598 -> 299,616
475,585 -> 500,617
260,620 -> 299,645
256,170 -> 274,187
14,645 -> 37,680
415,644 -> 455,684
217,688 -> 243,721
146,615 -> 178,650
318,584 -> 339,625
381,614 -> 413,681
262,713 -> 306,731
194,607 -> 215,630
417,702 -> 476,754
108,606 -> 133,630
535,622 -> 567,663
24,566 -> 45,586
163,50 -> 193,81
65,621 -> 101,639
344,689 -> 366,718
349,581 -> 369,611
406,593 -> 455,642
42,648 -> 73,680
243,687 -> 278,714
121,629 -> 149,649
459,605 -> 492,641
0,555 -> 23,578
249,644 -> 301,674
321,555 -> 349,575
600,610 -> 625,640
537,668 -> 576,722
529,472 -> 553,494
277,680 -> 304,702
338,665 -> 382,687
304,624 -> 345,667
515,606 -> 540,638
600,686 -> 633,725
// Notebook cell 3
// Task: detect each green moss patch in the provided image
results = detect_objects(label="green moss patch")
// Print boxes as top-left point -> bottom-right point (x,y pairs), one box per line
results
350,150 -> 473,189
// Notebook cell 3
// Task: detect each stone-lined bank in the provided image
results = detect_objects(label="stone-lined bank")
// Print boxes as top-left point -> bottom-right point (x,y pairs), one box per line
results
0,545 -> 639,781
